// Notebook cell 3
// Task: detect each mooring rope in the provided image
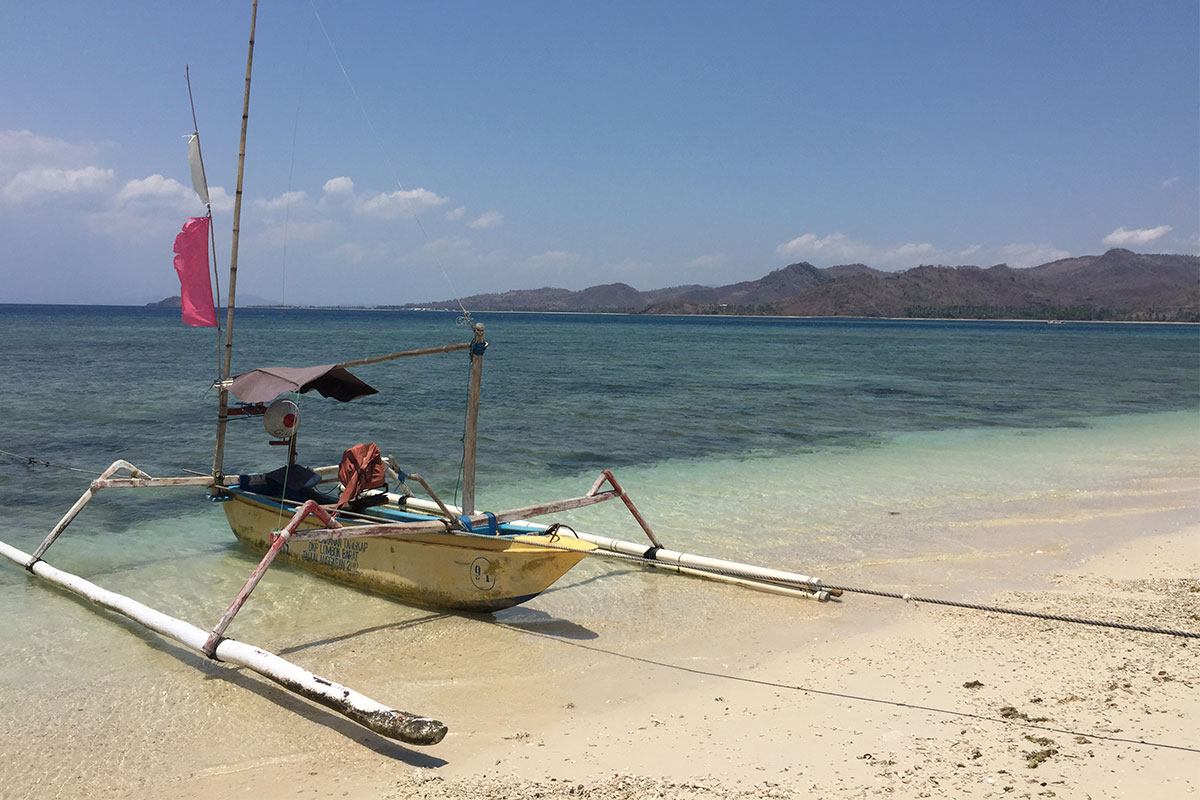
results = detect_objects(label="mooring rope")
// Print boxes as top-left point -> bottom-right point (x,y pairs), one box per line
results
309,0 -> 472,320
810,582 -> 1200,639
500,622 -> 1200,756
5,444 -> 1195,641
0,449 -> 100,476
454,525 -> 1200,640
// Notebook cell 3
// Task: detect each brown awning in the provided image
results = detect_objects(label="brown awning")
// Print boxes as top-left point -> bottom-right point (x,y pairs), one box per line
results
228,364 -> 378,404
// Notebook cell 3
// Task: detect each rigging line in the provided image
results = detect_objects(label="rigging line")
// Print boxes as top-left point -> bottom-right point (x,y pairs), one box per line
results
185,64 -> 224,377
453,530 -> 1200,640
497,623 -> 1200,756
0,449 -> 101,476
277,12 -> 318,313
308,0 -> 471,318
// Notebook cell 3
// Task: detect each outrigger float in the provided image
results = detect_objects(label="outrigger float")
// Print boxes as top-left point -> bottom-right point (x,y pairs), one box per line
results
0,1 -> 837,747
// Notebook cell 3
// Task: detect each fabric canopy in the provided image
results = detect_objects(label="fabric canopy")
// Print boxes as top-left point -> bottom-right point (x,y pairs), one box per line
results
228,364 -> 378,404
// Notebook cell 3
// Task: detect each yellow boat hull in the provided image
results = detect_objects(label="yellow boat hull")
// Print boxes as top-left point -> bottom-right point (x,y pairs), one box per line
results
222,492 -> 594,612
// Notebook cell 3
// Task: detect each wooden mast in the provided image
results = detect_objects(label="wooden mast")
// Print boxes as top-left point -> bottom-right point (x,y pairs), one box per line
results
212,0 -> 258,484
460,323 -> 486,514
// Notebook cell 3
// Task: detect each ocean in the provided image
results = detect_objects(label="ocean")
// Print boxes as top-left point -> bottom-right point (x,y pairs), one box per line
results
0,305 -> 1197,740
2,304 -> 1197,566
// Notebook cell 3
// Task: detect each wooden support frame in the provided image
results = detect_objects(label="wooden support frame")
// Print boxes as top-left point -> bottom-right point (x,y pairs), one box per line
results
26,460 -> 232,569
0,539 -> 445,745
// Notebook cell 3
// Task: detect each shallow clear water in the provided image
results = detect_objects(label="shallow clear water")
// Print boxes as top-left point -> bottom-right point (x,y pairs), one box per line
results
0,305 -> 1197,626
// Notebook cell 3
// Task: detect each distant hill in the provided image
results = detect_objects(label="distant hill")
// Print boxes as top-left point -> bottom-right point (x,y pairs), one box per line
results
774,250 -> 1198,321
413,249 -> 1199,321
148,293 -> 280,308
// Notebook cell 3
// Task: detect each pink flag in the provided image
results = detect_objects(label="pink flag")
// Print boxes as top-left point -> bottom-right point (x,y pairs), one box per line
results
172,216 -> 217,327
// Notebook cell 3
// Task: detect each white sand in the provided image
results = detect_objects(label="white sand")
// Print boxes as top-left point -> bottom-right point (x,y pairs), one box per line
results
1,479 -> 1196,799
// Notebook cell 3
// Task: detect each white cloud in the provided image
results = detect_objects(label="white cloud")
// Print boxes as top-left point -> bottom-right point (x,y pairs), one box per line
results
81,173 -> 210,244
318,175 -> 451,222
1102,225 -> 1173,247
776,232 -> 871,263
446,206 -> 467,221
355,187 -> 448,219
256,190 -> 309,211
889,242 -> 936,260
775,232 -> 941,268
2,165 -> 114,203
999,242 -> 1071,267
1162,176 -> 1180,189
0,129 -> 104,172
688,252 -> 726,270
469,210 -> 504,229
776,231 -> 1073,270
207,186 -> 234,214
80,206 -> 173,244
323,176 -> 355,196
116,173 -> 195,205
85,170 -> 229,215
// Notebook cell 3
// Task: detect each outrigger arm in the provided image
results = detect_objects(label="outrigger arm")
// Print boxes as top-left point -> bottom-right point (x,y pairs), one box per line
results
0,458 -> 446,746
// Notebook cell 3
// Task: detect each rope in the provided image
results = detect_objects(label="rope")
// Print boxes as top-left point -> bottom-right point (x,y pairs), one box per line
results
309,0 -> 472,320
500,623 -> 1200,756
0,449 -> 100,476
819,583 -> 1200,639
9,441 -> 1188,642
275,12 -> 317,313
449,526 -> 1200,640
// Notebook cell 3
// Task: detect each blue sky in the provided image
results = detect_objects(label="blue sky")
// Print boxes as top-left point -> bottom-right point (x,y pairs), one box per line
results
1,0 -> 1196,306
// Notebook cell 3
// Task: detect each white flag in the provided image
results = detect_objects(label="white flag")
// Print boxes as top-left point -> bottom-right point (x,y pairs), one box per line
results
187,133 -> 210,206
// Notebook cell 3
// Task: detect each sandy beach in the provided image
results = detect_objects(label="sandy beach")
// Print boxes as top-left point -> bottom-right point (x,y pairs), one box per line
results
1,473 -> 1196,800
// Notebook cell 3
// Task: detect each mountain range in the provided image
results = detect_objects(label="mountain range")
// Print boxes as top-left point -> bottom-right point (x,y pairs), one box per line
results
413,249 -> 1199,322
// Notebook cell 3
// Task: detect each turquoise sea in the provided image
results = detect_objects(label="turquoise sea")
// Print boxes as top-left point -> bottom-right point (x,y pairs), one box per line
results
0,305 -> 1197,637
2,304 -> 1198,565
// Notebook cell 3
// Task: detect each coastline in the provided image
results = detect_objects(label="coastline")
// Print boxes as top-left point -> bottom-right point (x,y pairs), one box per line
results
5,302 -> 1197,324
1,467 -> 1194,799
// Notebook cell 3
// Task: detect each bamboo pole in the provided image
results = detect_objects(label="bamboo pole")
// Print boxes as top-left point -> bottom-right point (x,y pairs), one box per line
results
554,529 -> 833,596
460,323 -> 486,515
286,488 -> 623,542
0,539 -> 446,745
211,342 -> 475,392
26,461 -> 235,568
203,500 -> 340,656
336,341 -> 471,369
377,494 -> 837,598
212,0 -> 258,484
591,470 -> 663,548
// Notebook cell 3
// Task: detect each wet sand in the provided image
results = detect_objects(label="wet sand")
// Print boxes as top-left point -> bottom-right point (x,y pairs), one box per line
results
0,477 -> 1196,799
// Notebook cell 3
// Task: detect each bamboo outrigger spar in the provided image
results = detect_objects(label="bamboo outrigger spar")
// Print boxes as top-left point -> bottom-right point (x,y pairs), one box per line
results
0,0 -> 838,746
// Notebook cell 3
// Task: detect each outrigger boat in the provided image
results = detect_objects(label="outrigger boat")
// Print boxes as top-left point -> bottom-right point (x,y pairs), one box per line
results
214,326 -> 600,614
212,323 -> 834,615
0,0 -> 835,747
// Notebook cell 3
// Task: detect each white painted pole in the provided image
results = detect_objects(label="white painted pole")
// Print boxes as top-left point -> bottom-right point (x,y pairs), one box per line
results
389,495 -> 834,599
0,540 -> 446,745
